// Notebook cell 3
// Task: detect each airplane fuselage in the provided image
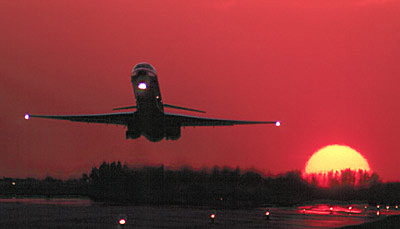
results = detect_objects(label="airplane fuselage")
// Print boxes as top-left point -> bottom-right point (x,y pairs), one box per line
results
128,63 -> 179,141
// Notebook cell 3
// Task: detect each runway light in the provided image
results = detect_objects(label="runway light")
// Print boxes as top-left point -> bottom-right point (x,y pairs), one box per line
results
330,207 -> 333,211
396,205 -> 398,209
377,205 -> 380,209
386,206 -> 389,210
349,206 -> 352,210
138,82 -> 147,90
119,218 -> 126,225
265,209 -> 270,220
275,121 -> 281,127
12,181 -> 16,186
364,205 -> 368,209
210,213 -> 216,224
24,114 -> 30,120
376,211 -> 380,216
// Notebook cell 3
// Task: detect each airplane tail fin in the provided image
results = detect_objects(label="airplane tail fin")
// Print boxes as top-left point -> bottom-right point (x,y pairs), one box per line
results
112,105 -> 137,111
112,104 -> 205,113
164,104 -> 206,113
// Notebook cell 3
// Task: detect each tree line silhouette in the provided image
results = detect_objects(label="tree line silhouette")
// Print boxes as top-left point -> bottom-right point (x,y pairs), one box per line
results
0,161 -> 399,207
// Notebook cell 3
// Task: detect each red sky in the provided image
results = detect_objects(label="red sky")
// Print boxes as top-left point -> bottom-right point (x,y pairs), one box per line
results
1,0 -> 400,181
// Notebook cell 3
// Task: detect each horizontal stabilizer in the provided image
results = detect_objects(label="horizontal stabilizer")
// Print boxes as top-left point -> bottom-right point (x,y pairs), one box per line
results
164,104 -> 206,113
112,105 -> 137,111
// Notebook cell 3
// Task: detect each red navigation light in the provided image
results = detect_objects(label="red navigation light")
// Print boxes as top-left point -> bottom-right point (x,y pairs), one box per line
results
24,114 -> 30,120
119,218 -> 126,225
210,214 -> 215,219
138,82 -> 147,90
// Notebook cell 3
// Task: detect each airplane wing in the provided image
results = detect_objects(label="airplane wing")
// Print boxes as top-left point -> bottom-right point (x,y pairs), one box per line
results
165,113 -> 279,127
24,112 -> 134,126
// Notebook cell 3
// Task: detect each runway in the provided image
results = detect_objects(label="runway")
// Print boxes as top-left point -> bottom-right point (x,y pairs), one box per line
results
0,198 -> 398,228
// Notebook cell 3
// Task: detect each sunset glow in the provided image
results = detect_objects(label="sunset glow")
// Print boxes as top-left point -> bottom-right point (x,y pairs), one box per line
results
303,145 -> 372,187
305,145 -> 370,174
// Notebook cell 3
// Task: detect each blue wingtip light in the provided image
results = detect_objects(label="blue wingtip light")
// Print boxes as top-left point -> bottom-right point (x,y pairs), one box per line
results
24,114 -> 30,120
275,121 -> 280,127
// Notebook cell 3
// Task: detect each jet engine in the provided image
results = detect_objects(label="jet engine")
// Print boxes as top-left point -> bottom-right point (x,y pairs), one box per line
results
165,125 -> 181,140
126,129 -> 141,139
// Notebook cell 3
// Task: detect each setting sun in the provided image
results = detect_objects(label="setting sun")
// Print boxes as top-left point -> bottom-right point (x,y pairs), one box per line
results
303,145 -> 372,187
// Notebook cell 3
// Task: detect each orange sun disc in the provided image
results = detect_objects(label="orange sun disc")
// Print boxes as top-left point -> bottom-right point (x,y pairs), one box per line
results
305,145 -> 371,175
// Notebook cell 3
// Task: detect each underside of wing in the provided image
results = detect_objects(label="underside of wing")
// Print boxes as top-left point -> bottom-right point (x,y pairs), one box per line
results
165,113 -> 279,127
25,111 -> 135,126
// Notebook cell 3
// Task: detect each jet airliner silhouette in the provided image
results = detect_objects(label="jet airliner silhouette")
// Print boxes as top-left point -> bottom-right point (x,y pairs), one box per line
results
25,63 -> 280,141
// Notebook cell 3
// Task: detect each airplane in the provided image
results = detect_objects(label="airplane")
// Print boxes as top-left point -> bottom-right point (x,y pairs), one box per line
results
25,63 -> 280,142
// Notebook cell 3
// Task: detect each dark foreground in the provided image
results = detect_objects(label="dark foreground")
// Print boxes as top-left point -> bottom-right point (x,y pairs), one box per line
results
1,198 -> 399,228
342,215 -> 400,228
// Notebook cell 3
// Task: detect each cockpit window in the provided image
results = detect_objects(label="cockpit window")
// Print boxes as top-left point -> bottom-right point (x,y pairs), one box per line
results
133,63 -> 156,73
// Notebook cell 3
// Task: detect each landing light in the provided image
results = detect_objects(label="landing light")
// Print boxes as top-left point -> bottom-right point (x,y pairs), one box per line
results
210,214 -> 215,219
275,121 -> 281,127
138,82 -> 147,90
24,114 -> 30,120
